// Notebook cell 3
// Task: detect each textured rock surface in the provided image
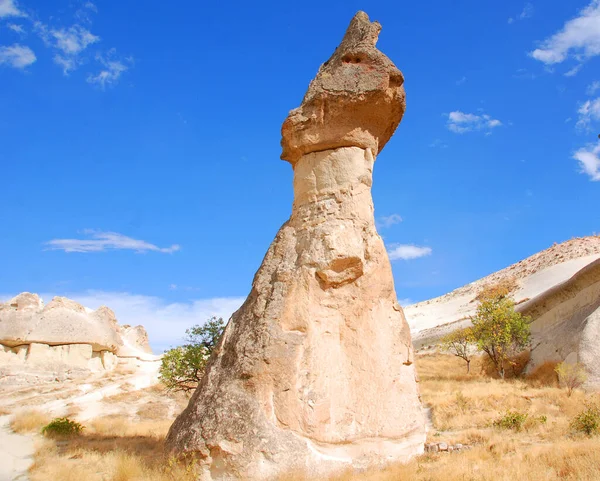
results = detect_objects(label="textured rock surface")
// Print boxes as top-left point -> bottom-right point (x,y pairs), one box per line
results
119,324 -> 154,356
405,237 -> 600,388
280,11 -> 405,165
166,11 -> 425,481
0,292 -> 160,378
519,258 -> 600,385
0,293 -> 123,351
407,236 -> 600,349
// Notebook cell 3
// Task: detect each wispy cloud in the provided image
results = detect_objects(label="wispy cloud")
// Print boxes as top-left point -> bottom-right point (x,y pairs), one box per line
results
574,142 -> 600,181
446,111 -> 502,134
387,244 -> 432,261
530,1 -> 600,66
576,97 -> 600,130
3,1 -> 132,85
377,213 -> 403,228
7,23 -> 25,34
36,22 -> 100,74
0,0 -> 25,18
429,139 -> 448,148
45,230 -> 181,254
87,50 -> 130,88
564,64 -> 584,77
456,76 -> 467,86
0,43 -> 35,68
508,2 -> 534,24
513,68 -> 536,80
2,290 -> 246,352
587,81 -> 600,95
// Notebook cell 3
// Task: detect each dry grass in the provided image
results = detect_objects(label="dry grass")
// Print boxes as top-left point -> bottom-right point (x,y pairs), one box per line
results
30,419 -> 199,481
28,353 -> 600,481
10,409 -> 52,434
89,415 -> 173,438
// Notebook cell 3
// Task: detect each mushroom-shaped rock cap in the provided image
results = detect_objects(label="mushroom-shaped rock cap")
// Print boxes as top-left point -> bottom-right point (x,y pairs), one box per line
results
281,11 -> 405,164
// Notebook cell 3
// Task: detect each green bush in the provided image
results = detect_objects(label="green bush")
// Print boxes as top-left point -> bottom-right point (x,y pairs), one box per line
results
159,317 -> 225,393
42,417 -> 84,437
493,410 -> 529,431
571,402 -> 600,436
471,294 -> 531,380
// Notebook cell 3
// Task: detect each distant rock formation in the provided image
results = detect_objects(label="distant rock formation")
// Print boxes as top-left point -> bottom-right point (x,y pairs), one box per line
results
0,292 -> 158,383
166,11 -> 425,481
405,236 -> 600,387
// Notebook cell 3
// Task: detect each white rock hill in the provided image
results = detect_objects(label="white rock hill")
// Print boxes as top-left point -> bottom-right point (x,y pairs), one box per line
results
404,236 -> 600,385
0,292 -> 160,384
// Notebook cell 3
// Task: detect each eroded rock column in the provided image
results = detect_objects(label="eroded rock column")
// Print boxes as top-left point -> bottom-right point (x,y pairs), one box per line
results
166,11 -> 425,480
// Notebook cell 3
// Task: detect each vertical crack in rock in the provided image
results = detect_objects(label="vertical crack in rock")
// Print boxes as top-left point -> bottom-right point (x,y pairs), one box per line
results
166,11 -> 425,480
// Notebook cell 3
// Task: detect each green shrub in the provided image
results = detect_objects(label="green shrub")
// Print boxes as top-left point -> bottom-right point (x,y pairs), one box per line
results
471,294 -> 531,379
493,410 -> 529,431
571,402 -> 600,436
41,417 -> 84,437
159,317 -> 225,393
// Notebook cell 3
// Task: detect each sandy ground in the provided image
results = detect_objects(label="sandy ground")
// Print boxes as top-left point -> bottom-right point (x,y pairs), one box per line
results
0,360 -> 177,481
0,416 -> 34,481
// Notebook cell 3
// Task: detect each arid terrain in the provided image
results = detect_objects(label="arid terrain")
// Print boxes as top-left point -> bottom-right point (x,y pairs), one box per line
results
5,352 -> 600,481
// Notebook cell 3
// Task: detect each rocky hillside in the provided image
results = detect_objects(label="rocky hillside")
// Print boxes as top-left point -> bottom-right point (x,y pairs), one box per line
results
404,235 -> 600,386
405,236 -> 600,339
0,293 -> 159,385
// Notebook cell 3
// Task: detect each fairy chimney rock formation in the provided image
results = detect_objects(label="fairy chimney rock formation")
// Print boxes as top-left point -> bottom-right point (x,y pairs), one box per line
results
166,11 -> 425,480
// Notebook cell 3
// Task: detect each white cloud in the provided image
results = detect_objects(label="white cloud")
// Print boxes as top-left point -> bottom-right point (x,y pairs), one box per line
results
87,50 -> 129,88
456,76 -> 467,86
35,21 -> 100,75
387,244 -> 432,261
446,110 -> 502,134
2,290 -> 246,352
45,230 -> 181,254
573,142 -> 600,181
53,54 -> 76,74
378,213 -> 403,228
7,23 -> 25,34
519,3 -> 534,20
0,0 -> 24,18
508,2 -> 534,24
51,25 -> 99,55
576,97 -> 600,130
397,298 -> 414,307
0,43 -> 35,68
75,1 -> 97,24
530,0 -> 600,65
565,64 -> 584,77
587,81 -> 600,95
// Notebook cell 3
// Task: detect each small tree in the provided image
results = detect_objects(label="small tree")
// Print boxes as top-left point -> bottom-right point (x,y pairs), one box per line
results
442,327 -> 474,373
555,362 -> 588,397
471,293 -> 531,379
159,317 -> 225,393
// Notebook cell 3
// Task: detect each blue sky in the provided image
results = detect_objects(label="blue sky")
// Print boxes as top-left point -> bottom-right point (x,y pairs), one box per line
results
1,0 -> 599,351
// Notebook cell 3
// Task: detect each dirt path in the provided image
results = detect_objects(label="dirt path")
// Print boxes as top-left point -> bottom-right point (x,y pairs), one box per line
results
0,416 -> 34,481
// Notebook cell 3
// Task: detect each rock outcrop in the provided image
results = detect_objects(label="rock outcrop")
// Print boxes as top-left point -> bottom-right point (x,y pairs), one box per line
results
520,258 -> 600,385
405,236 -> 600,387
166,12 -> 425,480
0,292 -> 159,381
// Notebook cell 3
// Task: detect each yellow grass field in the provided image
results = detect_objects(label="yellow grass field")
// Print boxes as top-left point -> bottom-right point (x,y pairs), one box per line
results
25,353 -> 600,480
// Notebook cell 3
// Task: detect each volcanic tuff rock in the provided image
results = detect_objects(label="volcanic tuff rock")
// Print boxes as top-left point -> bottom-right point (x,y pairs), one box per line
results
281,11 -> 405,165
166,11 -> 425,481
406,236 -> 600,387
0,292 -> 159,378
